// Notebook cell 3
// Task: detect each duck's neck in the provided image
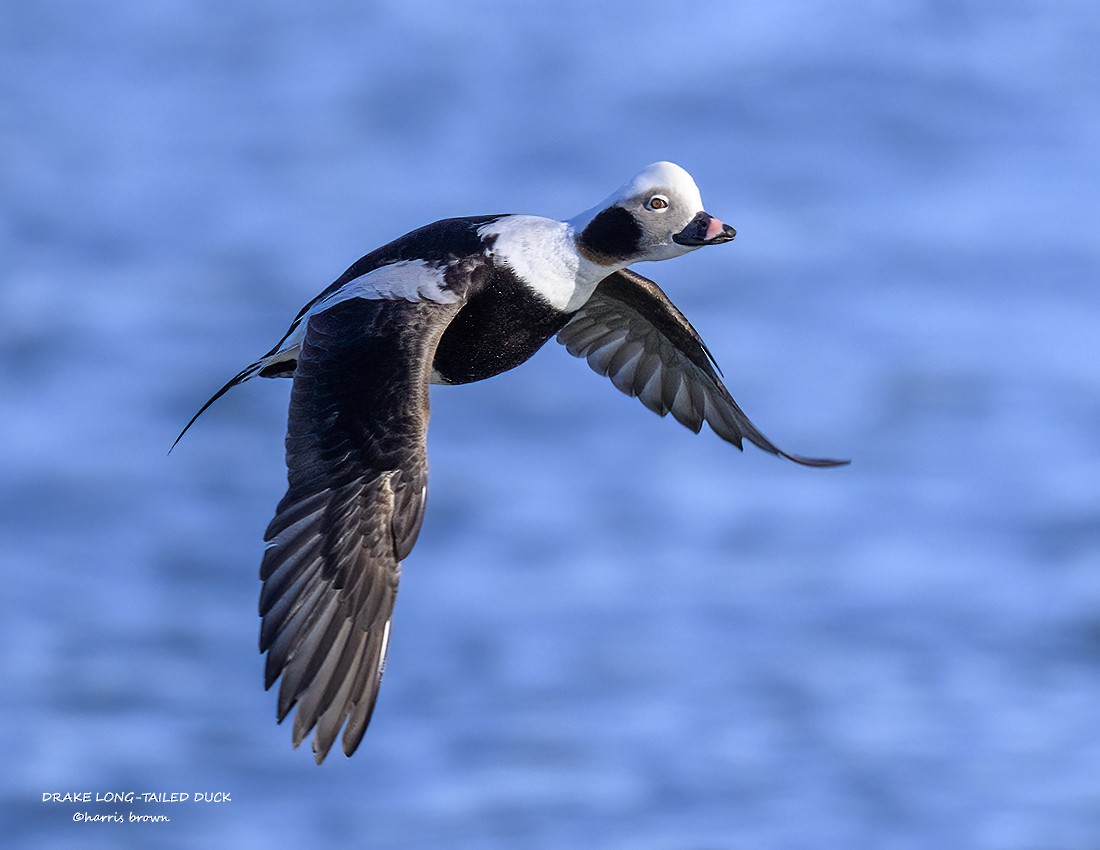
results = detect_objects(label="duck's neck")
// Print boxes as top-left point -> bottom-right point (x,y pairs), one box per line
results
481,216 -> 626,313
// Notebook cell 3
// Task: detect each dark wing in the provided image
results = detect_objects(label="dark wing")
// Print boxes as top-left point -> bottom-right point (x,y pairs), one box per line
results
171,214 -> 505,451
557,268 -> 847,467
260,294 -> 461,763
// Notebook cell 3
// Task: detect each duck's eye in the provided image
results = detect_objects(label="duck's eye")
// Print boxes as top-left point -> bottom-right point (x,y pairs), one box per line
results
646,195 -> 669,211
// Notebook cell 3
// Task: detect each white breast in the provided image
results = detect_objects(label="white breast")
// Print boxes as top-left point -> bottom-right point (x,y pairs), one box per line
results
478,216 -> 609,313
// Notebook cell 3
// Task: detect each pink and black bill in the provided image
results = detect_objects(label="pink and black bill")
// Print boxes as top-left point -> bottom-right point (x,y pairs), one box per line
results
672,211 -> 737,246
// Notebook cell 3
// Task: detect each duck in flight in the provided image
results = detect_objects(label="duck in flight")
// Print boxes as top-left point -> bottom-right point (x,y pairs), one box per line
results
176,161 -> 847,762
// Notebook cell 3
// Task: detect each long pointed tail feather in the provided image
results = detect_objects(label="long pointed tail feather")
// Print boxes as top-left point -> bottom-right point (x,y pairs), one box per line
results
169,361 -> 264,453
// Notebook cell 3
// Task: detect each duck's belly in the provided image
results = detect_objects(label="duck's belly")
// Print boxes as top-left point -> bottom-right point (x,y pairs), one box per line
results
431,274 -> 570,385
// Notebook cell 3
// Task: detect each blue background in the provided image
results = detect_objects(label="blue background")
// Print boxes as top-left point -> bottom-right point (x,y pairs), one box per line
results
3,1 -> 1099,848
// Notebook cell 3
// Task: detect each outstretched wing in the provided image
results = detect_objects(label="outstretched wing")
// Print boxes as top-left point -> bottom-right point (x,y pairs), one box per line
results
260,288 -> 462,763
172,215 -> 505,451
557,268 -> 847,467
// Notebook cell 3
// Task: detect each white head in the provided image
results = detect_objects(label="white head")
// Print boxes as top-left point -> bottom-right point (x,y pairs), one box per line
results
570,162 -> 735,266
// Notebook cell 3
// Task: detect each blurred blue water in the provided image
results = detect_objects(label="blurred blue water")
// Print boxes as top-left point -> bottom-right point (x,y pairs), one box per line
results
3,1 -> 1099,848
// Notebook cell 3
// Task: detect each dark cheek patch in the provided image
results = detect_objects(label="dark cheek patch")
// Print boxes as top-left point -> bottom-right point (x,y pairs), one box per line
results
577,206 -> 642,264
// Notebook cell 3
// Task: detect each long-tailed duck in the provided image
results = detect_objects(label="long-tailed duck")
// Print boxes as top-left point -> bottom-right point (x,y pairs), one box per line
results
177,162 -> 847,762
